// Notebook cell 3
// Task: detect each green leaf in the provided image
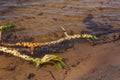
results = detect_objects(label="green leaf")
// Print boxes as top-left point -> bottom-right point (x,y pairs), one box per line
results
0,24 -> 15,31
40,55 -> 64,69
54,62 -> 63,69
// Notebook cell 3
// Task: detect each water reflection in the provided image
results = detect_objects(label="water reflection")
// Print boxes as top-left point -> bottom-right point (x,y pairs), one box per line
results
0,0 -> 119,18
0,0 -> 119,37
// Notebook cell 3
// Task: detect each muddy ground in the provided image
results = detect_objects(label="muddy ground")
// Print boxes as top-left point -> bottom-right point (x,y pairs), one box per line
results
0,0 -> 120,80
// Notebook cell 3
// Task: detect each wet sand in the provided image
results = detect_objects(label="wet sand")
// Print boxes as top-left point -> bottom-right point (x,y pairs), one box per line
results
0,0 -> 120,80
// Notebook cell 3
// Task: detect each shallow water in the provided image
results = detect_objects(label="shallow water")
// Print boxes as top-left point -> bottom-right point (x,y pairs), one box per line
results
0,0 -> 120,37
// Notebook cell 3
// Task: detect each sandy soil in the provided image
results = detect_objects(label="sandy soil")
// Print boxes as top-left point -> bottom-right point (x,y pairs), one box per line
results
0,0 -> 120,80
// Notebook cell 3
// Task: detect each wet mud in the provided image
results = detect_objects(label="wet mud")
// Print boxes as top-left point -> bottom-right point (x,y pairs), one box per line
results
0,0 -> 120,80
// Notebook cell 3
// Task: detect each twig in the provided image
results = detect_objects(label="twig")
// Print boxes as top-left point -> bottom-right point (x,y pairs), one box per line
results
61,27 -> 69,37
47,70 -> 56,80
41,69 -> 56,80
